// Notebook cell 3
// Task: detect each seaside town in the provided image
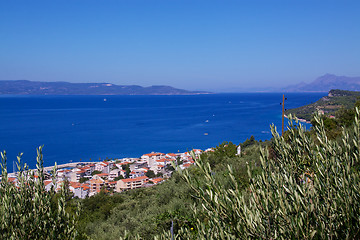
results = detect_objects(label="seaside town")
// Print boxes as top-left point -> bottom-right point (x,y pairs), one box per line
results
4,149 -> 210,198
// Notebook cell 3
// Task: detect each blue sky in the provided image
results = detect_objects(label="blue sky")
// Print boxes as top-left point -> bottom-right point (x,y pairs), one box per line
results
1,0 -> 359,92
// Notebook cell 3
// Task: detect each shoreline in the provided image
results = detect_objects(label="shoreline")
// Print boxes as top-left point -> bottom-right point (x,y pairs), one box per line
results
284,114 -> 311,124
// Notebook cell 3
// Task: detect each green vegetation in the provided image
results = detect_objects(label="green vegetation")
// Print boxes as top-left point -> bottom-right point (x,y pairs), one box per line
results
145,170 -> 156,178
79,177 -> 88,183
114,175 -> 124,181
0,147 -> 78,239
165,113 -> 360,239
285,89 -> 360,121
91,170 -> 102,176
308,98 -> 360,140
122,164 -> 131,178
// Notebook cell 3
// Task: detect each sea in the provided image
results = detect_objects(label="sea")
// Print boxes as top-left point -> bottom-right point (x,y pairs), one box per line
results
0,93 -> 326,169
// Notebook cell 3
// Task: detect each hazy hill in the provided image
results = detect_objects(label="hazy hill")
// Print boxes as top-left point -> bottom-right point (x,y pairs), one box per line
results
283,74 -> 360,92
285,89 -> 360,121
0,80 -> 210,95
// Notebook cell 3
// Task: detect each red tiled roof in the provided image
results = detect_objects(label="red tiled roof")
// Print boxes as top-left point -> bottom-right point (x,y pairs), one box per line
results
44,180 -> 53,186
70,182 -> 82,188
95,173 -> 109,177
183,163 -> 192,168
156,159 -> 167,162
143,153 -> 165,157
118,162 -> 131,165
120,176 -> 148,183
151,177 -> 163,184
90,179 -> 104,184
8,177 -> 17,182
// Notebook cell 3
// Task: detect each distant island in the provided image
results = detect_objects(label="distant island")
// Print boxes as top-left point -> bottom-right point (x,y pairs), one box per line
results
282,74 -> 360,92
285,89 -> 360,121
0,80 -> 211,95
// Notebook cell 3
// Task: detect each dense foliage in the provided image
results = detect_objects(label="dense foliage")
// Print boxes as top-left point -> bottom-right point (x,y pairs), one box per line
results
0,147 -> 78,239
285,89 -> 360,121
165,112 -> 360,239
310,100 -> 360,139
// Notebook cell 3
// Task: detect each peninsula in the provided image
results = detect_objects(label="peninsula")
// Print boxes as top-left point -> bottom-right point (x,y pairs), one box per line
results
0,80 -> 210,95
285,89 -> 360,121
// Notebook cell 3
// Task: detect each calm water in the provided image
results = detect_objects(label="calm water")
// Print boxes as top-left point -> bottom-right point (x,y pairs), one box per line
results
0,93 -> 325,169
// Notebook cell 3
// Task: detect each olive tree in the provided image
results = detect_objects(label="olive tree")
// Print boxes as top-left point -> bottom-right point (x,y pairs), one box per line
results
0,146 -> 78,239
172,111 -> 360,239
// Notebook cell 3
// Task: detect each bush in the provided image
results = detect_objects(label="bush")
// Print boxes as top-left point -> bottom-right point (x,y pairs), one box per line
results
0,147 -> 78,239
169,111 -> 360,239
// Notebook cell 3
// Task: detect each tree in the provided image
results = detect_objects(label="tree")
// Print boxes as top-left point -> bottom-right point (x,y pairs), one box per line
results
122,164 -> 131,178
79,177 -> 88,183
0,146 -> 78,239
241,135 -> 256,148
114,175 -> 124,181
91,170 -> 102,176
168,112 -> 360,239
176,157 -> 183,166
145,170 -> 156,178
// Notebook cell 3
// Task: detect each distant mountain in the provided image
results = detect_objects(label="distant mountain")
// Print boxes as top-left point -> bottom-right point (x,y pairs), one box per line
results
283,74 -> 360,92
0,80 -> 210,95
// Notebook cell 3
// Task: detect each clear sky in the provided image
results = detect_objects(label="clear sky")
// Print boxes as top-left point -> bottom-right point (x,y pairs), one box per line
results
1,0 -> 359,92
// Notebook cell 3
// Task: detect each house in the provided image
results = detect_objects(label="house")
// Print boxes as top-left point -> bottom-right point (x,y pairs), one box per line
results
44,180 -> 54,191
89,177 -> 107,196
129,168 -> 147,179
181,163 -> 192,169
141,152 -> 165,167
108,181 -> 117,190
68,168 -> 86,182
109,169 -> 123,180
94,162 -> 110,173
79,165 -> 92,176
150,177 -> 164,185
166,153 -> 178,159
94,173 -> 109,180
115,162 -> 132,170
115,176 -> 148,192
69,182 -> 89,199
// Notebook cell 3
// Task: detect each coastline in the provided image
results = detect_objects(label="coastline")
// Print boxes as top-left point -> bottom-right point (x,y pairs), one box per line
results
284,114 -> 311,124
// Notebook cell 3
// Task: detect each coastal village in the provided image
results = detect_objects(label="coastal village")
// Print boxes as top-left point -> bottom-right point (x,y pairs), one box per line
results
4,149 -> 208,198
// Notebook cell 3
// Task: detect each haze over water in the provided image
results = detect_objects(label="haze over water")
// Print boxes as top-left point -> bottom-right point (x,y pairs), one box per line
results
0,93 -> 325,169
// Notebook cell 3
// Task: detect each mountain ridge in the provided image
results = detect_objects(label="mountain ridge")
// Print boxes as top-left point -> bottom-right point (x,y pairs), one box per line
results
282,74 -> 360,92
0,80 -> 210,95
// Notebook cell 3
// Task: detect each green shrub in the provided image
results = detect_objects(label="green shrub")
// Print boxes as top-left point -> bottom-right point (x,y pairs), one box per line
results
170,111 -> 360,239
0,146 -> 78,239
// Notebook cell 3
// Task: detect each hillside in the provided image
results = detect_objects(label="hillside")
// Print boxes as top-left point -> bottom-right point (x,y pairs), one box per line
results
285,89 -> 360,121
283,74 -> 360,92
0,80 -> 209,95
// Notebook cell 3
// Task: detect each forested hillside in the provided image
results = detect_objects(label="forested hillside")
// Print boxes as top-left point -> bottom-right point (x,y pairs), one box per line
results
285,89 -> 360,121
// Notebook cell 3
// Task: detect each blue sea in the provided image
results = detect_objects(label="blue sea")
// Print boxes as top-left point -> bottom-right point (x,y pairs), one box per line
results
0,93 -> 326,169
